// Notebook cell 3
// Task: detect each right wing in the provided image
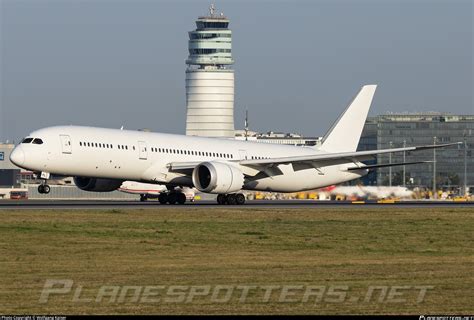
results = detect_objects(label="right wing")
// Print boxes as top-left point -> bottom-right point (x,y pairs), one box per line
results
167,142 -> 461,176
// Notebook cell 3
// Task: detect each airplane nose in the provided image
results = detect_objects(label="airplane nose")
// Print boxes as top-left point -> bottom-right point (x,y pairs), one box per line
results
10,146 -> 25,167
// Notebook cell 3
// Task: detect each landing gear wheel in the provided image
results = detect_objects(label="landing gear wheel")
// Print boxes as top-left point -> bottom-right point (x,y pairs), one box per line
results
140,194 -> 147,202
217,194 -> 227,205
227,194 -> 237,205
177,192 -> 186,205
38,184 -> 50,194
158,193 -> 168,204
235,193 -> 246,205
167,192 -> 178,205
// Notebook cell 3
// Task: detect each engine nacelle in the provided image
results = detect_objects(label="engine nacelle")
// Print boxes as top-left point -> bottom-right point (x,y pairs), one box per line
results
74,177 -> 123,192
192,162 -> 244,194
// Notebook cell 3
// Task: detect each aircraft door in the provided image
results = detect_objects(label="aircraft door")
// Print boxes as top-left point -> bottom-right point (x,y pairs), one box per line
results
138,141 -> 148,160
60,135 -> 72,154
238,149 -> 248,160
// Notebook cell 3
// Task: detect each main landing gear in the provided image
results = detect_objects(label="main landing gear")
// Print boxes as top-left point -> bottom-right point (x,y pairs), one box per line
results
158,190 -> 186,205
217,193 -> 246,205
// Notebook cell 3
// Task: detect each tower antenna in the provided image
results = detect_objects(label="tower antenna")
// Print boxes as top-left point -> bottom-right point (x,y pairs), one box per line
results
245,109 -> 249,141
209,3 -> 215,16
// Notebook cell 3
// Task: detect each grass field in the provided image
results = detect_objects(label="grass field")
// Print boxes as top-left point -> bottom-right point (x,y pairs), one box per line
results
1,207 -> 473,314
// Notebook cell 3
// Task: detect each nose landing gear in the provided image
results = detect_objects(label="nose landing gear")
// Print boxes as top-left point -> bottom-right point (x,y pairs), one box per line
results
38,183 -> 51,194
37,172 -> 51,194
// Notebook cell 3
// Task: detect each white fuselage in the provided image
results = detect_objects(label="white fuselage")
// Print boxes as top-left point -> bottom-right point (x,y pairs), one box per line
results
11,126 -> 367,193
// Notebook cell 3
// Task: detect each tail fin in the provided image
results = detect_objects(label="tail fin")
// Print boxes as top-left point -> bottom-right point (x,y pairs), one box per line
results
320,84 -> 377,153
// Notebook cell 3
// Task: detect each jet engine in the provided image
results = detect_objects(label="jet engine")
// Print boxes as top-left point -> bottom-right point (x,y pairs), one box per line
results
74,177 -> 123,192
192,162 -> 244,194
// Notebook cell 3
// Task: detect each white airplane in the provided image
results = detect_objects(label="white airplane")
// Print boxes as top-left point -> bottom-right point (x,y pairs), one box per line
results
320,185 -> 414,199
9,85 -> 458,205
118,181 -> 195,203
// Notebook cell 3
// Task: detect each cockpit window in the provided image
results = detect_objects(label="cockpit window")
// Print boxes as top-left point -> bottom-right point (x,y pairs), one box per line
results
32,138 -> 44,145
21,138 -> 34,144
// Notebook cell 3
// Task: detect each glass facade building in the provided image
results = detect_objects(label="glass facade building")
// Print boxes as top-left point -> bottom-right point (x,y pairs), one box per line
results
357,114 -> 474,189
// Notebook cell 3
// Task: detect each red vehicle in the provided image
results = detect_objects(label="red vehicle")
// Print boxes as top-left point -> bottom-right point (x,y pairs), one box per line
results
10,191 -> 28,200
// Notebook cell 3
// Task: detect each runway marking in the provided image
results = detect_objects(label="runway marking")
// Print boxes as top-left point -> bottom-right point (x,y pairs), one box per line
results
0,200 -> 473,210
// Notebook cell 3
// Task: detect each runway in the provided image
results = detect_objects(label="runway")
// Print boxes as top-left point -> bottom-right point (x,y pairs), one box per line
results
0,199 -> 472,209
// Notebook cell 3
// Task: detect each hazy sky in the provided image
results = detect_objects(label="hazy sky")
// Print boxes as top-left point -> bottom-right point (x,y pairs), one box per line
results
1,0 -> 472,142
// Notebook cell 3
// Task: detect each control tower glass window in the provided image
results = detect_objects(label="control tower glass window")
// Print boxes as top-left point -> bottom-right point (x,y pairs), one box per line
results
189,49 -> 231,55
190,33 -> 231,40
196,21 -> 229,29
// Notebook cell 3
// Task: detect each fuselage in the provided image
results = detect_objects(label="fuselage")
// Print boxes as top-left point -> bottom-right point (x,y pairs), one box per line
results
10,125 -> 367,193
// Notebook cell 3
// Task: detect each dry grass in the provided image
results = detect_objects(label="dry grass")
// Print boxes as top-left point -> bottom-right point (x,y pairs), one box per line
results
0,207 -> 473,314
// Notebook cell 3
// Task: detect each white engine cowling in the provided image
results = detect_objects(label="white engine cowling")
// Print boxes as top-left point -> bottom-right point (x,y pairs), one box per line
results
192,162 -> 244,194
74,177 -> 123,192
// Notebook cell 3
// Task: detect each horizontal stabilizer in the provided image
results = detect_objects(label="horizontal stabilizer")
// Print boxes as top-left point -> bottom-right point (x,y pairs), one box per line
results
347,161 -> 432,171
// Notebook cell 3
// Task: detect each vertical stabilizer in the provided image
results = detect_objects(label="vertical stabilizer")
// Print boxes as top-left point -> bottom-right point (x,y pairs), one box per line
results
321,85 -> 377,153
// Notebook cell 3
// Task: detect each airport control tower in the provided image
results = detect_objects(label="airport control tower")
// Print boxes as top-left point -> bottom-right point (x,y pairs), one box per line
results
185,4 -> 235,137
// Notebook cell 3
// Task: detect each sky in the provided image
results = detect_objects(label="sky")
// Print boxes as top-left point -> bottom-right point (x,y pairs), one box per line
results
0,0 -> 472,142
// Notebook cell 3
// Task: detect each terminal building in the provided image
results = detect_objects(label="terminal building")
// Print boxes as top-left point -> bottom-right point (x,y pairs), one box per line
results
0,144 -> 21,188
235,130 -> 321,147
185,4 -> 235,138
358,113 -> 474,190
